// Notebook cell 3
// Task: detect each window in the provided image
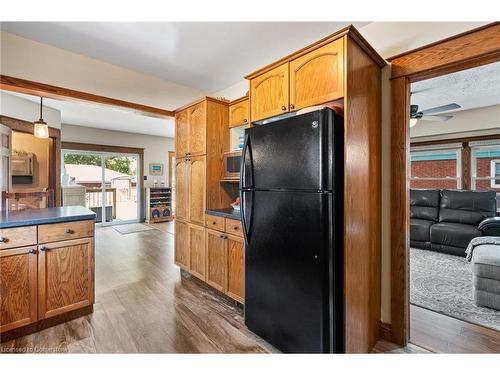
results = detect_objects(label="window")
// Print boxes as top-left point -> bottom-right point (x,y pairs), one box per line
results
410,148 -> 462,190
491,160 -> 500,188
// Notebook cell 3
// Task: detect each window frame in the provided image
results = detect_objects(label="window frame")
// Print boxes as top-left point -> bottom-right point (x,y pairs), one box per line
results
470,143 -> 500,190
409,146 -> 462,189
491,159 -> 500,188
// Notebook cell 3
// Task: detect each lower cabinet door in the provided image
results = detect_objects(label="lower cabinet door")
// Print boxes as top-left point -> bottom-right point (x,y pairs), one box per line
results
38,237 -> 94,320
226,234 -> 244,303
205,229 -> 226,292
189,224 -> 206,280
175,220 -> 190,270
0,246 -> 38,333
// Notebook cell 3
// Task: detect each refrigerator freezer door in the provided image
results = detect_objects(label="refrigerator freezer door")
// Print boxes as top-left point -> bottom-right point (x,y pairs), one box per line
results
244,190 -> 340,353
241,110 -> 334,191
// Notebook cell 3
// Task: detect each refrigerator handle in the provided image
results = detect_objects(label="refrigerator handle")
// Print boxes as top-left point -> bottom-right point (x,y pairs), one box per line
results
239,133 -> 253,190
240,190 -> 253,245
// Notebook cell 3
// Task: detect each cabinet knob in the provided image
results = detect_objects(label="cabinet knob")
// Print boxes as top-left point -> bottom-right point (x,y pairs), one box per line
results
233,226 -> 239,231
40,246 -> 48,251
290,104 -> 295,110
0,236 -> 7,243
28,249 -> 37,255
244,118 -> 248,123
65,229 -> 75,234
212,221 -> 217,225
281,105 -> 287,111
220,234 -> 224,239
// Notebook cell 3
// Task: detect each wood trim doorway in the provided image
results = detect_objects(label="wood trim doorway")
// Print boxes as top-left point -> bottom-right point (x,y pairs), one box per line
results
61,141 -> 145,222
388,22 -> 500,347
0,115 -> 62,206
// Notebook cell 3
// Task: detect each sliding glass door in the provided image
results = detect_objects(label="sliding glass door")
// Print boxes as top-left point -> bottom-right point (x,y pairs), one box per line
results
62,150 -> 140,225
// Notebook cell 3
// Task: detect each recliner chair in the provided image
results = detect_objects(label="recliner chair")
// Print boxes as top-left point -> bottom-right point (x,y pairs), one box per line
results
410,189 -> 500,256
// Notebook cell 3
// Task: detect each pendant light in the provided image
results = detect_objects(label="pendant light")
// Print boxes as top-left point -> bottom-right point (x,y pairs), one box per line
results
34,97 -> 49,139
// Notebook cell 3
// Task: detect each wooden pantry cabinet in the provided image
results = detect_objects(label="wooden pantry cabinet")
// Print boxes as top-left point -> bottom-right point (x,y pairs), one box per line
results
247,37 -> 344,122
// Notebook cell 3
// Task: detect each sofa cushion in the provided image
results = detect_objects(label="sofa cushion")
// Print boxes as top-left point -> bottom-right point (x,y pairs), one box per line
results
430,222 -> 481,250
471,244 -> 500,280
439,189 -> 497,225
410,189 -> 440,221
410,219 -> 434,242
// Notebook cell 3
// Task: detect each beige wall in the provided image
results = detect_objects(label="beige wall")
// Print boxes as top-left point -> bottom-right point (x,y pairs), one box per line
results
11,131 -> 50,192
0,31 -> 205,110
61,124 -> 174,189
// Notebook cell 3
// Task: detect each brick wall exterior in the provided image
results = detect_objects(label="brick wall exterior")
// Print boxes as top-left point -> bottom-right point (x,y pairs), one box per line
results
410,159 -> 458,189
475,157 -> 500,193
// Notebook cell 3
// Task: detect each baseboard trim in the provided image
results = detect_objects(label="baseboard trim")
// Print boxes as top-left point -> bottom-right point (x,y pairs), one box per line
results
379,321 -> 392,341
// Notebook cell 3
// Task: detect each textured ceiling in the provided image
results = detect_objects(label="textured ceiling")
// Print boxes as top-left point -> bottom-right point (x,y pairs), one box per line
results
411,61 -> 500,113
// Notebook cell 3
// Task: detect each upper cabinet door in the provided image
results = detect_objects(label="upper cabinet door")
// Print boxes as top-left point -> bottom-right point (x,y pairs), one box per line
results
175,158 -> 189,222
290,38 -> 344,111
250,63 -> 289,122
188,102 -> 206,156
229,98 -> 249,128
188,155 -> 206,226
175,110 -> 189,158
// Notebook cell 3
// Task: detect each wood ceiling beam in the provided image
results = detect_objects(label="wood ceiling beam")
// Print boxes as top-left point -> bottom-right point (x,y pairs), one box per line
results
0,75 -> 174,119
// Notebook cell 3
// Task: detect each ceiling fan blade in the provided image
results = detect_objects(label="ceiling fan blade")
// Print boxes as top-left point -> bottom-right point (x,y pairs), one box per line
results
420,115 -> 453,122
421,103 -> 461,115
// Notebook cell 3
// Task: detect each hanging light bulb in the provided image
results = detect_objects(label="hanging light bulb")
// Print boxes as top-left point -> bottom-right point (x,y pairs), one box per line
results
34,97 -> 49,139
409,118 -> 418,128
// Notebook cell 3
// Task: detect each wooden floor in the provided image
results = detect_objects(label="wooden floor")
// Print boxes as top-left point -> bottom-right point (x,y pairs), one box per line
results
1,221 -> 423,354
410,304 -> 500,353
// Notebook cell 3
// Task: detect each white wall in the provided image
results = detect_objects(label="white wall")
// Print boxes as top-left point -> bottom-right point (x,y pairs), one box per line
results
0,31 -> 205,110
61,124 -> 174,188
1,91 -> 62,128
410,104 -> 500,141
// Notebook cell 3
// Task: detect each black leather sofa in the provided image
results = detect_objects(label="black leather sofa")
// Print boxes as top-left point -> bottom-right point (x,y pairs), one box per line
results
410,189 -> 500,256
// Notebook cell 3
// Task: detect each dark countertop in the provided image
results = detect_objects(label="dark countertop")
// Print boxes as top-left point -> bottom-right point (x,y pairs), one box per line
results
206,208 -> 241,221
0,206 -> 96,229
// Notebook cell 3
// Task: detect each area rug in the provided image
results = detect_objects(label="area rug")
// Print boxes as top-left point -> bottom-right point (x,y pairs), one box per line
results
112,223 -> 158,234
410,247 -> 500,331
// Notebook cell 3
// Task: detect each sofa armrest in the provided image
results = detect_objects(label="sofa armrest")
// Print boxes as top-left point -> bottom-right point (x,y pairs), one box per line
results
479,217 -> 500,236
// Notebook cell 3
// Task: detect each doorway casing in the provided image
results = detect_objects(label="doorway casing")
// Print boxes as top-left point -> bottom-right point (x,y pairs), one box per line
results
388,22 -> 500,346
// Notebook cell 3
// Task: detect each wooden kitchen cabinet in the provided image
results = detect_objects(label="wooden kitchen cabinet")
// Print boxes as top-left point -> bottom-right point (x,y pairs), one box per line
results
229,96 -> 249,128
188,102 -> 207,156
188,155 -> 206,226
206,229 -> 226,292
174,220 -> 190,270
289,38 -> 344,111
37,237 -> 94,320
250,62 -> 289,122
175,109 -> 189,158
175,158 -> 189,221
226,234 -> 244,303
189,224 -> 206,280
0,246 -> 38,333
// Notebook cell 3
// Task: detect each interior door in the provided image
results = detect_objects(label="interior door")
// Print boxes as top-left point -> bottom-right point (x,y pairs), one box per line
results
175,158 -> 189,221
189,155 -> 206,226
38,237 -> 94,320
250,62 -> 290,122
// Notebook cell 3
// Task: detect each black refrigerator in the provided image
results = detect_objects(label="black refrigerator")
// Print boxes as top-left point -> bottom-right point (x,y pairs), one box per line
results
240,108 -> 344,353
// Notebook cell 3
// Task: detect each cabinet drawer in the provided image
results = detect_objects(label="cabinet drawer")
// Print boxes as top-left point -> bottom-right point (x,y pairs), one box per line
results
0,226 -> 37,250
38,220 -> 94,243
225,218 -> 243,237
206,215 -> 225,232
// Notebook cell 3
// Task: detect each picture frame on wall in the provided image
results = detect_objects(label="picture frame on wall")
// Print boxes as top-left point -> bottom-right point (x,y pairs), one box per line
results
149,163 -> 164,176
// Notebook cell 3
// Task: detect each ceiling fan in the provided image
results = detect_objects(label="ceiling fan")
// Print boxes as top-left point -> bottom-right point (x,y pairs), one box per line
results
409,103 -> 461,127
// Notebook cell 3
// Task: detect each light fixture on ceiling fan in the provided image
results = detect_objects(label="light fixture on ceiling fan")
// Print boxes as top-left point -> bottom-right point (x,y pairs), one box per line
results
33,97 -> 49,139
409,103 -> 461,128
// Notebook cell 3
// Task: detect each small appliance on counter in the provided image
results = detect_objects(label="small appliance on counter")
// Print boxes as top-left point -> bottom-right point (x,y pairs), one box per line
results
230,196 -> 240,211
145,187 -> 173,223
